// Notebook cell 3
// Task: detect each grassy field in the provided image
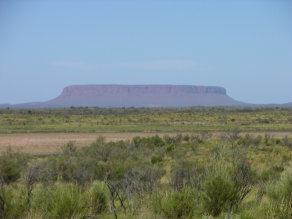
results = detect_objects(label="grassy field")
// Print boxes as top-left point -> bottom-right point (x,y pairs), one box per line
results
1,107 -> 292,154
1,107 -> 292,133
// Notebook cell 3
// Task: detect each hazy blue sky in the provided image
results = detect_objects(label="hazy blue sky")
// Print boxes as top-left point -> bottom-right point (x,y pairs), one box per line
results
0,0 -> 292,104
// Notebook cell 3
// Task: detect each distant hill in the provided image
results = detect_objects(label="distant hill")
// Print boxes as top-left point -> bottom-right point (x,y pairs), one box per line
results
3,84 -> 291,108
42,84 -> 246,107
282,102 -> 292,107
263,102 -> 292,107
0,104 -> 11,108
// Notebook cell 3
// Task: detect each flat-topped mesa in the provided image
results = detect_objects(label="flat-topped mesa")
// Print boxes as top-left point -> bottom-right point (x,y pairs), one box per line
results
60,85 -> 227,97
45,84 -> 243,107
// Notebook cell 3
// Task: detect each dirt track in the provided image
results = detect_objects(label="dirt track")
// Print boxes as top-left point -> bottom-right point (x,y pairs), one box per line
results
0,131 -> 291,154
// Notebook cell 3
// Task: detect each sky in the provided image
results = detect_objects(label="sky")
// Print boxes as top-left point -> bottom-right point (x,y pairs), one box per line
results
0,0 -> 292,104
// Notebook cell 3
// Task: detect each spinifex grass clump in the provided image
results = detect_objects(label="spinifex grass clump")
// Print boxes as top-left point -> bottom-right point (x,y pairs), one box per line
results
89,181 -> 109,215
0,183 -> 26,218
266,165 -> 292,217
31,183 -> 86,218
151,187 -> 198,218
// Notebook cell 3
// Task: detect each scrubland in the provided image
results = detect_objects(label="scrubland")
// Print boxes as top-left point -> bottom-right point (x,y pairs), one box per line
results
0,107 -> 292,133
1,107 -> 292,218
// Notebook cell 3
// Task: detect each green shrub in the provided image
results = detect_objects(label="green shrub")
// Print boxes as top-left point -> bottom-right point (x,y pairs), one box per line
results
31,184 -> 55,216
0,184 -> 26,218
77,158 -> 107,181
264,134 -> 274,146
266,165 -> 292,217
202,147 -> 252,216
56,157 -> 77,182
32,183 -> 86,218
108,163 -> 127,181
170,160 -> 204,191
89,181 -> 109,215
190,141 -> 199,152
133,135 -> 165,148
163,134 -> 183,145
260,165 -> 284,182
145,135 -> 165,148
152,188 -> 197,218
132,136 -> 143,148
0,151 -> 28,183
0,157 -> 21,183
78,158 -> 107,180
202,175 -> 238,217
165,144 -> 175,153
183,134 -> 190,142
151,155 -> 163,164
190,135 -> 204,144
61,141 -> 77,155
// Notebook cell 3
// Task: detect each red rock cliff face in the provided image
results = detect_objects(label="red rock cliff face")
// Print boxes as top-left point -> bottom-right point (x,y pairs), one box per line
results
46,85 -> 243,107
60,85 -> 226,97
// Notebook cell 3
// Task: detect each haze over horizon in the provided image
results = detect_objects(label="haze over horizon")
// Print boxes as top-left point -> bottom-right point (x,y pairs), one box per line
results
1,0 -> 292,105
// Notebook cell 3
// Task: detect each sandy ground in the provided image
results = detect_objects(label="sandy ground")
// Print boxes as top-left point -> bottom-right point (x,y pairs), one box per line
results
0,131 -> 291,154
0,132 -> 170,154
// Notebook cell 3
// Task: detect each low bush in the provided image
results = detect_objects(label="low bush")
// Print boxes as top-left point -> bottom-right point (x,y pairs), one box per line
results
266,165 -> 292,217
202,175 -> 238,217
61,141 -> 77,155
31,183 -> 86,218
89,181 -> 109,215
163,134 -> 183,145
133,135 -> 165,148
237,134 -> 262,147
151,154 -> 163,164
0,150 -> 28,183
0,184 -> 26,218
201,147 -> 252,216
260,165 -> 284,182
152,187 -> 198,218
